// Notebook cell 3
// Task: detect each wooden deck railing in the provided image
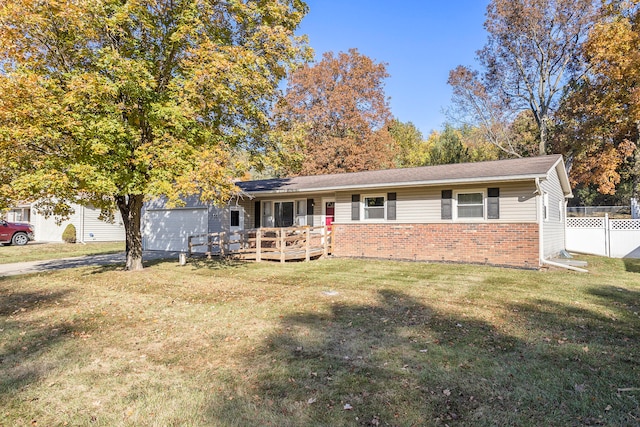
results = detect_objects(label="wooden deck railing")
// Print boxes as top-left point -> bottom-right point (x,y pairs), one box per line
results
187,225 -> 332,263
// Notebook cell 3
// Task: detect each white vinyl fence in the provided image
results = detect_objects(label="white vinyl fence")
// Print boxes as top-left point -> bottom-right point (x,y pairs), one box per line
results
566,216 -> 640,258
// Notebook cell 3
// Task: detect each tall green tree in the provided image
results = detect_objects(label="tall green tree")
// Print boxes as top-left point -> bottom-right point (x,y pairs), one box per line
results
0,0 -> 309,270
274,49 -> 395,175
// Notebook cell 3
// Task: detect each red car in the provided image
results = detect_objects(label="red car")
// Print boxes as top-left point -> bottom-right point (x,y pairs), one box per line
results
0,220 -> 35,246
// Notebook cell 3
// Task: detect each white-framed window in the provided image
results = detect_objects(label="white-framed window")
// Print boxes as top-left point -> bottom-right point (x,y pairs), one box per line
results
363,194 -> 385,220
262,201 -> 274,227
558,200 -> 564,222
543,192 -> 549,221
229,206 -> 244,230
295,200 -> 307,226
261,199 -> 308,227
455,191 -> 484,219
6,207 -> 30,223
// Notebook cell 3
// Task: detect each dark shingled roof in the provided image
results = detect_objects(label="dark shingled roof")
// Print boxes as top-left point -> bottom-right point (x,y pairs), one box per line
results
238,154 -> 566,194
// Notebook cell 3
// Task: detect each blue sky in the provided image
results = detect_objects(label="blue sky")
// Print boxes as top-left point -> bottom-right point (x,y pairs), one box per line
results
298,1 -> 491,137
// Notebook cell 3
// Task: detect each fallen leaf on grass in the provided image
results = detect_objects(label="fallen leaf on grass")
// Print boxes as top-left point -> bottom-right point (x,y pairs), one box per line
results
443,389 -> 451,396
307,397 -> 316,404
344,403 -> 353,410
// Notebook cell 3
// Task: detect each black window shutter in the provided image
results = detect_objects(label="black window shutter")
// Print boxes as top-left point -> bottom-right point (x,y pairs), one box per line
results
487,188 -> 500,219
387,192 -> 397,220
351,194 -> 360,221
306,199 -> 314,226
441,190 -> 452,220
254,201 -> 261,228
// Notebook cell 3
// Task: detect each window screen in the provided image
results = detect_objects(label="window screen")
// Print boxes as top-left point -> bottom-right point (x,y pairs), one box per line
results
457,193 -> 483,218
364,196 -> 385,219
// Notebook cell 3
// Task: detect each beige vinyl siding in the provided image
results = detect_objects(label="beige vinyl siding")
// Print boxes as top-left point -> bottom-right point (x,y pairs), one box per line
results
540,166 -> 566,258
335,181 -> 537,224
495,182 -> 537,222
237,199 -> 254,229
335,192 -> 353,223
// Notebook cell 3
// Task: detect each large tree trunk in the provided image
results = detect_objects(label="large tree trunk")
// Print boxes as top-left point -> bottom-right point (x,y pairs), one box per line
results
539,117 -> 548,156
117,194 -> 145,271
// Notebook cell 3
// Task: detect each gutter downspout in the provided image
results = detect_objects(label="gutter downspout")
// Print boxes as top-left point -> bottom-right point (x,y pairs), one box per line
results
540,258 -> 588,273
535,178 -> 588,273
535,178 -> 544,269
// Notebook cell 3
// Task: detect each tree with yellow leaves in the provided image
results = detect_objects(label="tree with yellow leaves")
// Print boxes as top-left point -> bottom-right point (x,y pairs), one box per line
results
0,0 -> 310,270
555,0 -> 639,197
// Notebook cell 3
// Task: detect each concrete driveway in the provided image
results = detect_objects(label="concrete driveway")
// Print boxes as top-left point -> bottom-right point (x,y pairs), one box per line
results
0,251 -> 180,277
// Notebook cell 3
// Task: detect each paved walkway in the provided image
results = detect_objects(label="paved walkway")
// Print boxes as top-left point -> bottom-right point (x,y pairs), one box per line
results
0,251 -> 180,277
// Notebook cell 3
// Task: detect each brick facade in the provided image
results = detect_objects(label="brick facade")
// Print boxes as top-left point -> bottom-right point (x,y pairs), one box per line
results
332,223 -> 540,269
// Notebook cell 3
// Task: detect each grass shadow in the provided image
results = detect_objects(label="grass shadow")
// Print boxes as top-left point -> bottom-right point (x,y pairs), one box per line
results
205,289 -> 639,426
0,286 -> 79,396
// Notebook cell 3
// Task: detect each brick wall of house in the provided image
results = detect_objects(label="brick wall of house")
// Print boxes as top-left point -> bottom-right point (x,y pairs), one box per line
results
331,223 -> 540,269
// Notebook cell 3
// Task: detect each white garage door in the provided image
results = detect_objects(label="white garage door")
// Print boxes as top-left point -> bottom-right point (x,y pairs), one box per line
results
143,208 -> 207,252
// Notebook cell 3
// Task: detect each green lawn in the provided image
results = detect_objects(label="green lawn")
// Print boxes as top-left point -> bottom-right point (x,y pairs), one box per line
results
0,242 -> 125,264
1,256 -> 638,426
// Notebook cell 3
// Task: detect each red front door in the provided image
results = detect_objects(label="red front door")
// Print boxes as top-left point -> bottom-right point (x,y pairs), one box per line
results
325,202 -> 335,230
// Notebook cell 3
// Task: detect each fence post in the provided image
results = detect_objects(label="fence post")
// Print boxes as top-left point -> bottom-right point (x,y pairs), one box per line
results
280,229 -> 285,263
256,229 -> 262,262
305,227 -> 311,262
207,234 -> 212,259
323,226 -> 329,256
604,214 -> 610,258
188,235 -> 193,257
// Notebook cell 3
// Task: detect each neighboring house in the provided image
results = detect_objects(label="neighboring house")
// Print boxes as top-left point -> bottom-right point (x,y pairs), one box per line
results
142,154 -> 572,269
4,204 -> 32,223
4,203 -> 125,243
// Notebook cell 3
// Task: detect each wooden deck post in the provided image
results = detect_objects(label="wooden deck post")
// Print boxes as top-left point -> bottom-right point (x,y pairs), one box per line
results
305,227 -> 311,262
280,229 -> 285,263
256,229 -> 262,262
323,226 -> 329,256
207,234 -> 212,259
188,235 -> 193,257
220,232 -> 226,257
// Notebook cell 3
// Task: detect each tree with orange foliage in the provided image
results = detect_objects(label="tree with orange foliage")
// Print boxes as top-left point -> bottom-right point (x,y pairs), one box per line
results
275,49 -> 395,175
555,0 -> 639,197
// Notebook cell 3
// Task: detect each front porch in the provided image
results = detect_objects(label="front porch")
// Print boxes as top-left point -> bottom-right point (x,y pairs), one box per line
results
187,225 -> 332,263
